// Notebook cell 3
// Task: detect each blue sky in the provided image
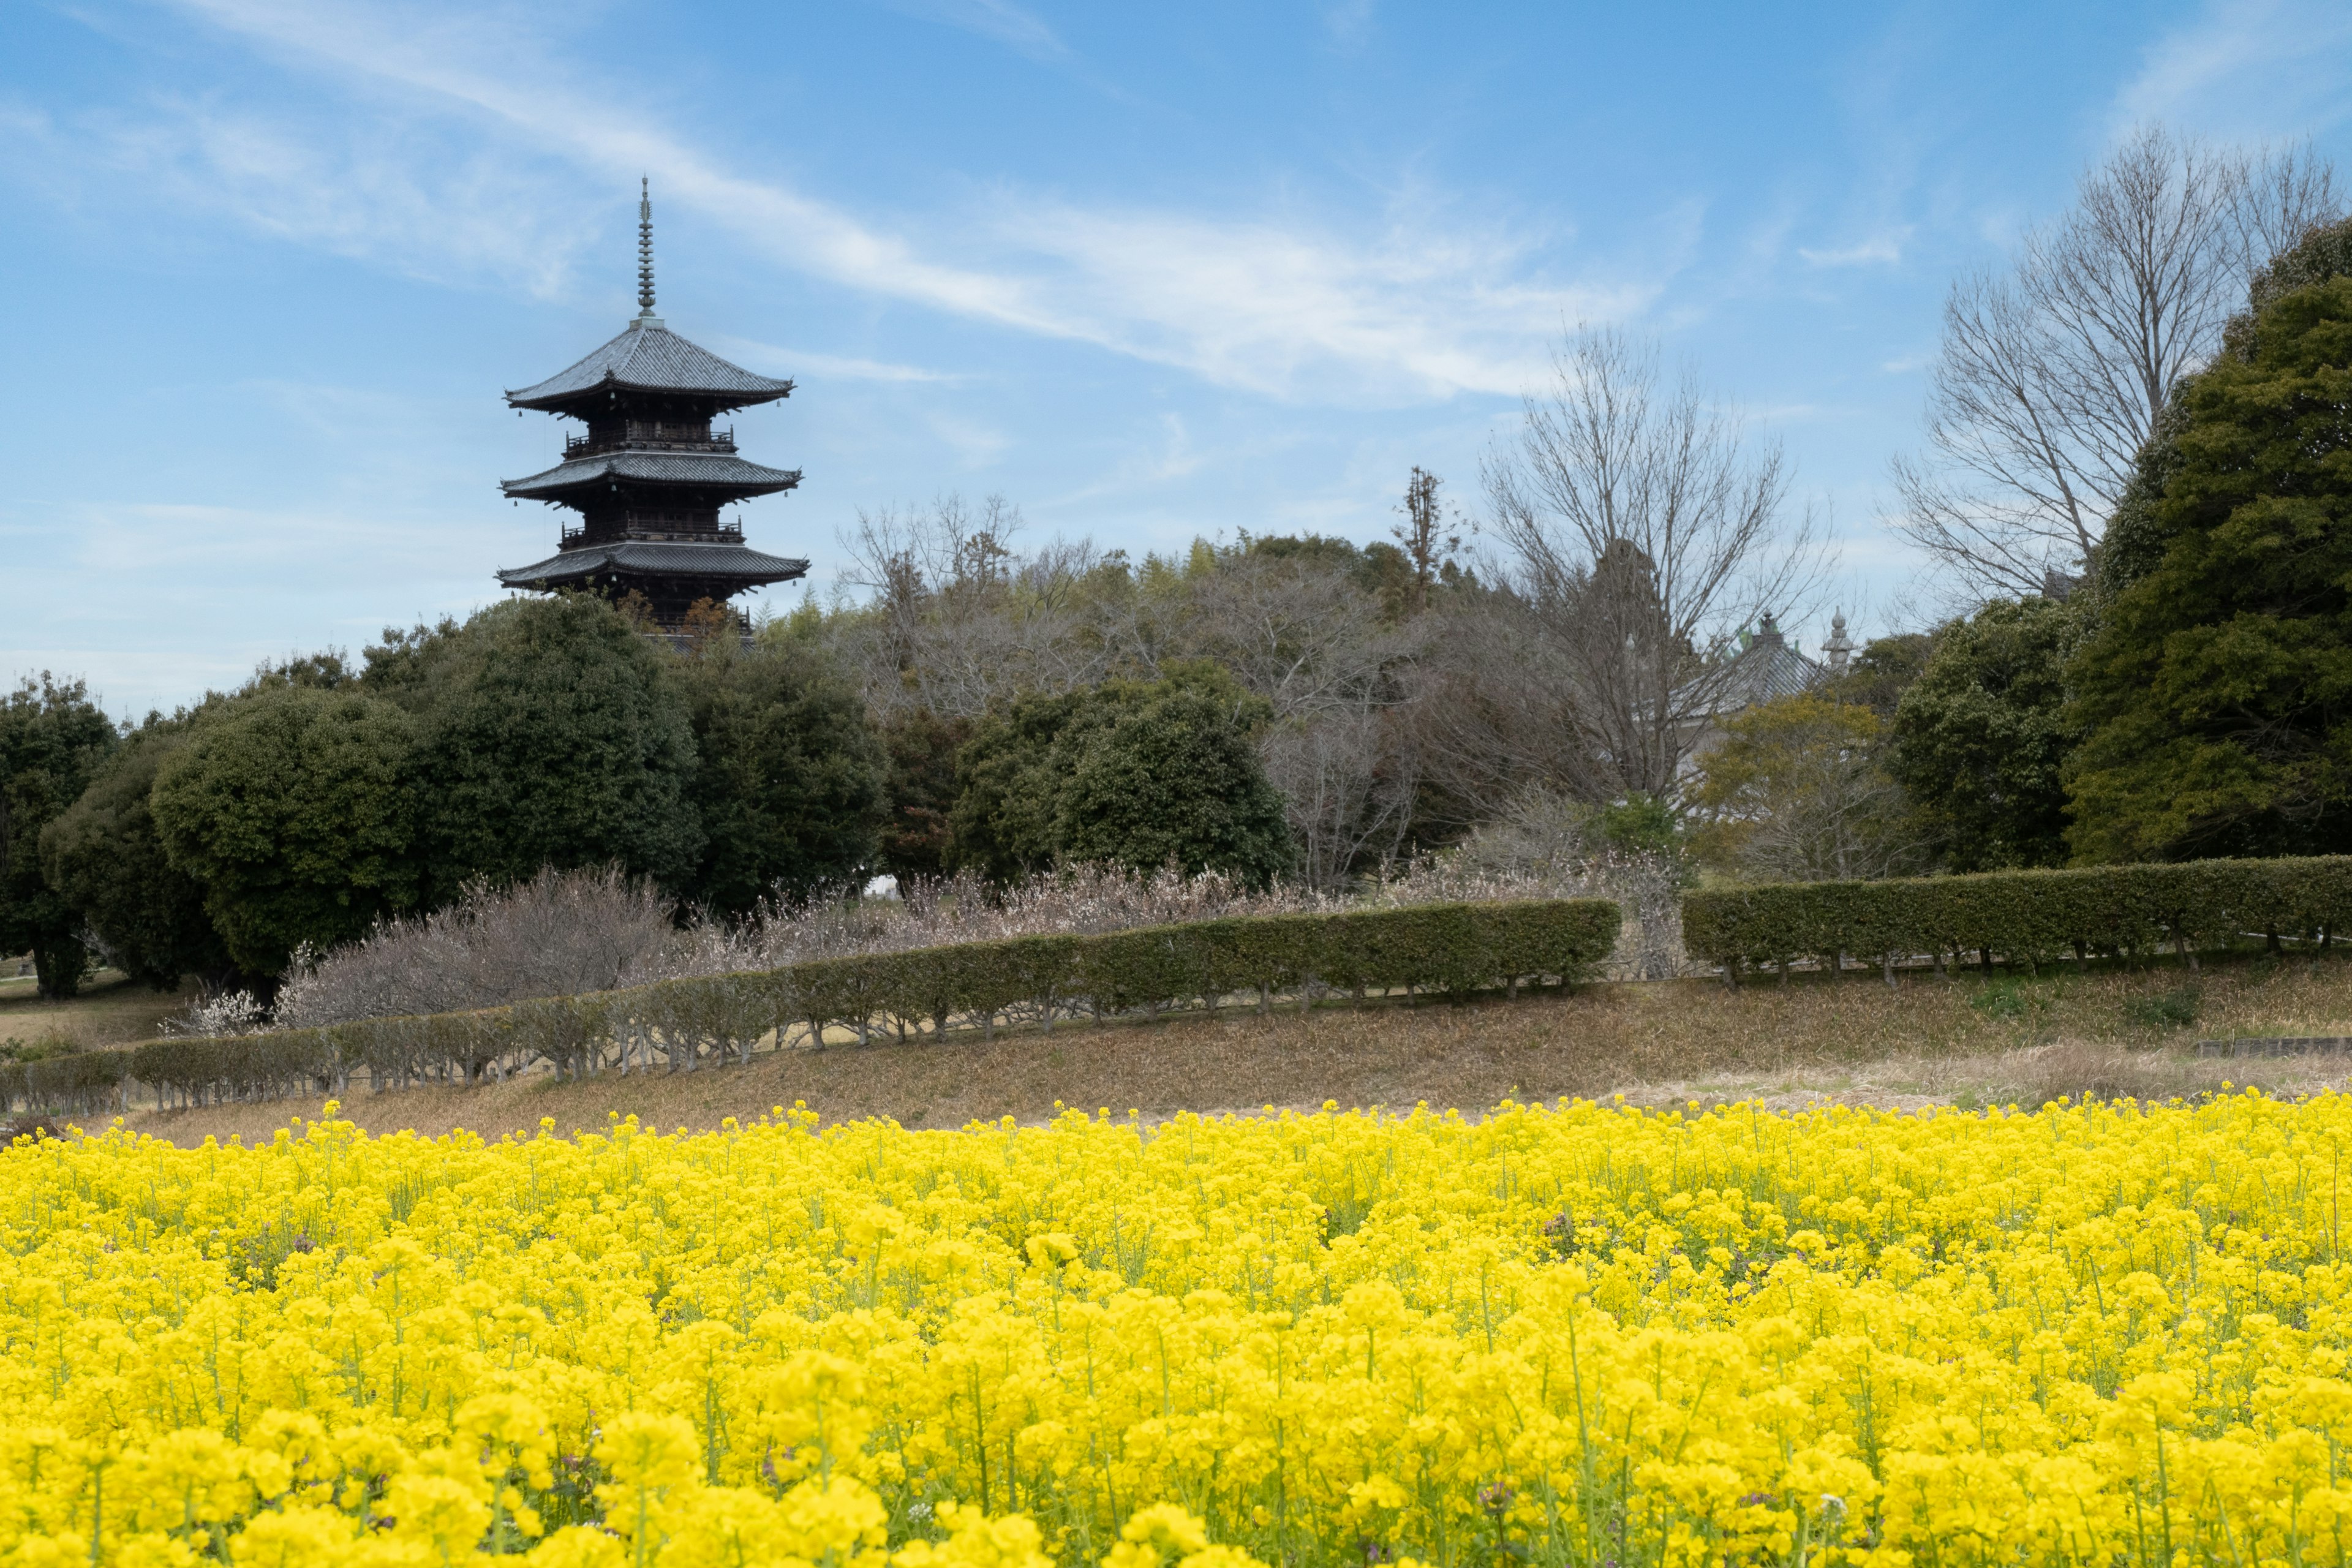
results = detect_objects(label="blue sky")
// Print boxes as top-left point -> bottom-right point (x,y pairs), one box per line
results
7,0 -> 2352,718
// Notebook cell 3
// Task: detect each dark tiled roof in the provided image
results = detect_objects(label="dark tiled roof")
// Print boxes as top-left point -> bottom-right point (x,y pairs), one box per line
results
497,540 -> 811,589
1714,635 -> 1825,708
500,451 -> 804,500
1674,621 -> 1828,717
506,320 -> 794,410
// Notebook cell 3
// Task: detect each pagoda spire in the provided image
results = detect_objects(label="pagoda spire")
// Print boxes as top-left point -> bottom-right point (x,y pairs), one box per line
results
636,177 -> 657,318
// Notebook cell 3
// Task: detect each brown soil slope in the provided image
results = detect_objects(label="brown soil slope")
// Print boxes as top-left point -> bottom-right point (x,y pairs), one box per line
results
106,956 -> 2352,1147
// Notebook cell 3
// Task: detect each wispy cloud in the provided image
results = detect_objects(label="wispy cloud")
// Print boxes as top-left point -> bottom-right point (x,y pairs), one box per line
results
57,0 -> 1636,402
2111,0 -> 2352,142
868,0 -> 1068,63
1797,227 -> 1912,267
714,337 -> 970,385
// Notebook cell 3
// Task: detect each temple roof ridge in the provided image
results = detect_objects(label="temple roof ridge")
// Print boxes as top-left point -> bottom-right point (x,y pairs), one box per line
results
505,320 -> 795,411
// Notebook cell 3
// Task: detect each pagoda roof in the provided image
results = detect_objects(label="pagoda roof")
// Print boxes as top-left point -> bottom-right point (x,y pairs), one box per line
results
505,318 -> 795,411
500,450 -> 804,501
1672,617 -> 1826,717
497,540 -> 811,591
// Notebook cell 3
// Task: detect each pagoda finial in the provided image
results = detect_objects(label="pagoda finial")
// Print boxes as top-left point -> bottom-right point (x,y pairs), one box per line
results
636,177 -> 657,317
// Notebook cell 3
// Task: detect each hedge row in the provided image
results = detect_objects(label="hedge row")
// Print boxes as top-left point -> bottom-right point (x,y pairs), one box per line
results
1683,856 -> 2352,981
2,899 -> 1619,1116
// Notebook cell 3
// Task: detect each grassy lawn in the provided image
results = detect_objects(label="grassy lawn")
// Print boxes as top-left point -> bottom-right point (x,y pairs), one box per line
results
1,968 -> 190,1053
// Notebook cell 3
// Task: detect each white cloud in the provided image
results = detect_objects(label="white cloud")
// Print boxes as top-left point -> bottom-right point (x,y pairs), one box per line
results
1797,228 -> 1912,267
869,0 -> 1068,62
713,337 -> 969,385
2111,0 -> 2352,142
67,0 -> 1638,402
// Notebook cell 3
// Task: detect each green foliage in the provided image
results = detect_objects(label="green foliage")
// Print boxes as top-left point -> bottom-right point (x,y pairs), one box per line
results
875,709 -> 971,882
39,899 -> 1620,1112
2123,984 -> 2202,1031
1823,634 -> 1934,718
149,684 -> 419,976
1057,678 -> 1294,888
39,723 -> 232,990
1681,854 -> 2352,977
1594,794 -> 1683,859
672,641 -> 884,914
2066,274 -> 2352,861
946,690 -> 1088,883
950,666 -> 1294,886
398,595 -> 703,900
1888,598 -> 2082,872
0,676 -> 119,998
1689,695 -> 1918,883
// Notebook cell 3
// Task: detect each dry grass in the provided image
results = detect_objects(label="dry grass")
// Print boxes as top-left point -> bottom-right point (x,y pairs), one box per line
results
108,954 -> 2352,1147
1,971 -> 192,1053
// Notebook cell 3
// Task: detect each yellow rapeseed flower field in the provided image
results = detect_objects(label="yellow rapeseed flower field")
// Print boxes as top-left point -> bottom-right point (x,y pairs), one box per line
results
2,1091 -> 2348,1567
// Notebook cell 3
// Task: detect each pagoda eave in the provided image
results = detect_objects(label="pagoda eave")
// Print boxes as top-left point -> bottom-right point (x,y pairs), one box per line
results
496,540 -> 811,592
499,450 -> 804,502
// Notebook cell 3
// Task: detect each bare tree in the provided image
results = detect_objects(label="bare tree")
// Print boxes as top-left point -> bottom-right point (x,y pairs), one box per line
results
1893,128 -> 2342,597
1392,467 -> 1461,615
1483,327 -> 1823,802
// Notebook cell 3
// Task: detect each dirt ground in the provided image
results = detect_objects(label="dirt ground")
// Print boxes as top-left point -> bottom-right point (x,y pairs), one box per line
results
101,954 -> 2352,1147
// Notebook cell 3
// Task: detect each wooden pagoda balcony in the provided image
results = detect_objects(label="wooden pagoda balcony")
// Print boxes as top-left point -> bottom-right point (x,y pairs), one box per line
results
563,513 -> 746,547
564,423 -> 737,461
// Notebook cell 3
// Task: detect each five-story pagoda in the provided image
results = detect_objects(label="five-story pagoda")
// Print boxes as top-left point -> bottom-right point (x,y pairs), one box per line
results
496,182 -> 809,627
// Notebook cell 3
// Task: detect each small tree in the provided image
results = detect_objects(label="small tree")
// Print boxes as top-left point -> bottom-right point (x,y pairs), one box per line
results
40,723 -> 234,990
1887,598 -> 2081,871
0,675 -> 118,997
149,685 -> 419,976
1057,680 -> 1294,887
393,595 -> 704,902
1689,695 -> 1921,883
1392,467 -> 1462,616
673,638 -> 884,915
948,668 -> 1294,887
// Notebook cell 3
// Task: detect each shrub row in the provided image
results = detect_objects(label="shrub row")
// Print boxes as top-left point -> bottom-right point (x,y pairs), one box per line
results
1683,856 -> 2352,981
4,899 -> 1619,1116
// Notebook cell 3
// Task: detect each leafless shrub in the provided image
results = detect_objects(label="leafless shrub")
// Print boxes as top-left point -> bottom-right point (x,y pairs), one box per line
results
1997,1039 -> 2231,1108
1384,789 -> 1692,981
161,988 -> 270,1039
273,867 -> 679,1029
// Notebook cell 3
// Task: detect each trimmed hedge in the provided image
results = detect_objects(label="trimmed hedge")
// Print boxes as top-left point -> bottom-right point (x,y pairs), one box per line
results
2,899 -> 1618,1116
1683,856 -> 2352,981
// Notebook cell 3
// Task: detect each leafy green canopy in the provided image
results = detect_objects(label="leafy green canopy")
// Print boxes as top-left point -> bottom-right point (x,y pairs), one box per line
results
390,596 -> 704,902
673,640 -> 884,915
40,723 -> 233,990
1889,598 -> 2081,872
0,676 -> 118,997
949,665 -> 1295,888
2067,271 -> 2352,861
149,685 -> 418,976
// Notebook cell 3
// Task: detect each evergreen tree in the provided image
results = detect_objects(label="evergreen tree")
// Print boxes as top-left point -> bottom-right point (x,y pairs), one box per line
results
0,676 -> 118,997
40,722 -> 233,990
948,666 -> 1294,886
673,640 -> 884,914
1888,598 -> 2081,871
391,596 -> 704,901
149,685 -> 418,975
2067,255 -> 2352,861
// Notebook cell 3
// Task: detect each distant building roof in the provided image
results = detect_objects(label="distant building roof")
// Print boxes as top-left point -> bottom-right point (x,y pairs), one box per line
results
1676,612 -> 1828,717
505,319 -> 796,411
496,540 -> 811,590
500,450 -> 804,501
